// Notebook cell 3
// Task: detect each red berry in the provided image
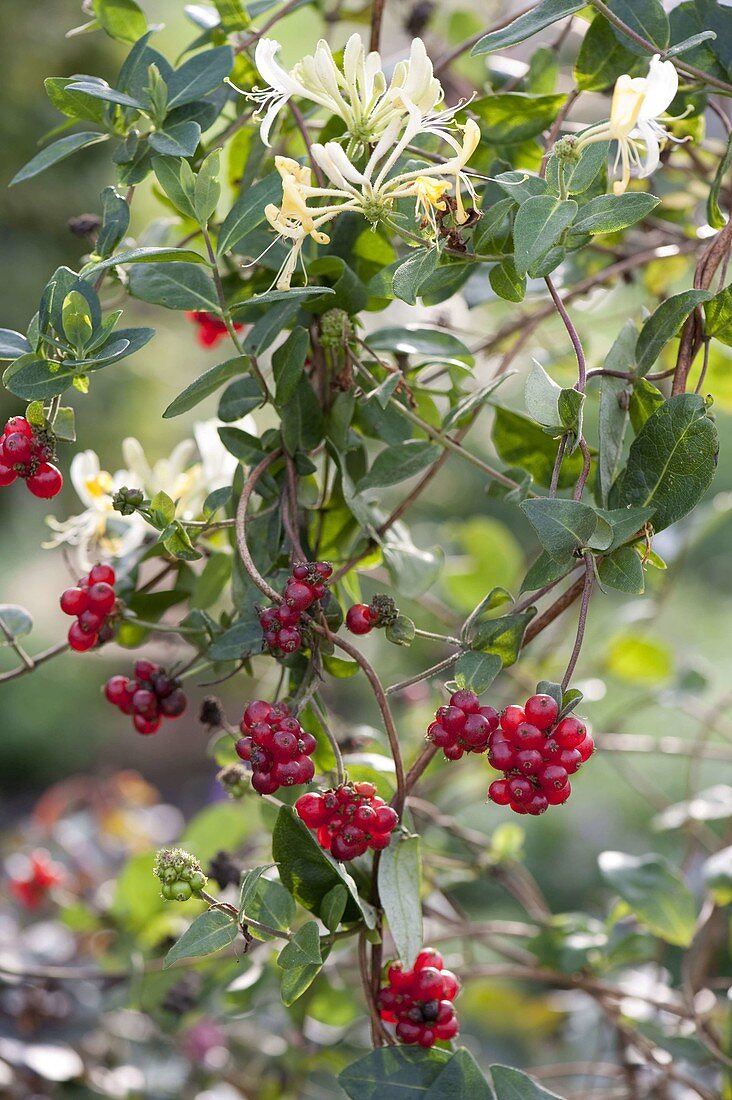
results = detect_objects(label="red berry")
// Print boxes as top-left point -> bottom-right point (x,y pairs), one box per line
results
526,791 -> 549,816
524,693 -> 559,731
479,705 -> 500,730
449,689 -> 480,714
89,563 -> 116,585
159,689 -> 187,718
60,587 -> 88,616
460,712 -> 491,749
278,627 -> 301,653
315,562 -> 333,578
439,969 -> 460,999
5,416 -> 32,438
133,714 -> 161,735
78,609 -> 106,633
330,832 -> 364,861
436,706 -> 466,736
557,747 -> 582,774
373,805 -> 398,834
296,793 -> 328,828
68,621 -> 97,651
284,581 -> 314,612
132,689 -> 159,718
508,777 -> 533,803
488,778 -> 511,805
515,748 -> 543,775
2,432 -> 32,465
554,716 -> 587,748
538,763 -> 569,790
513,722 -> 545,750
87,582 -> 116,615
276,604 -> 301,627
235,737 -> 253,761
488,741 -> 516,772
412,967 -> 445,1001
294,757 -> 315,785
134,659 -> 158,683
501,705 -> 525,735
251,770 -> 279,795
105,676 -> 132,707
26,462 -> 63,498
346,604 -> 373,635
414,949 -> 443,971
292,564 -> 309,580
0,460 -> 17,486
577,732 -> 595,762
546,781 -> 572,805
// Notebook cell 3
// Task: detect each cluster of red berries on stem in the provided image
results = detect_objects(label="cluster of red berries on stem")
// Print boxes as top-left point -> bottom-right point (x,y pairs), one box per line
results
487,694 -> 594,815
235,700 -> 317,794
60,563 -> 118,652
0,415 -> 63,498
295,781 -> 399,861
104,660 -> 187,734
378,948 -> 460,1047
259,561 -> 332,655
427,689 -> 500,760
8,849 -> 64,910
187,310 -> 243,348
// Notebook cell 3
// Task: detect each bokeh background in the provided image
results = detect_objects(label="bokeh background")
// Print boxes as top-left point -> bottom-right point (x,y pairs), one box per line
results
1,1 -> 731,1096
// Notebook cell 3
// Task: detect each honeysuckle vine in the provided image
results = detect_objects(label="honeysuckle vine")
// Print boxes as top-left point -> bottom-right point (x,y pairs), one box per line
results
1,0 -> 731,1095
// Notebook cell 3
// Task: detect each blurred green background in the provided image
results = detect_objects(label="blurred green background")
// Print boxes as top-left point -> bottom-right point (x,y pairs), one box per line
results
0,3 -> 731,1091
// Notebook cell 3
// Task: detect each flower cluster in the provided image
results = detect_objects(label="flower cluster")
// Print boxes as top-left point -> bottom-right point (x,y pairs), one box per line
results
235,700 -> 317,794
378,948 -> 460,1047
259,561 -> 333,655
427,689 -> 500,760
295,781 -> 398,861
104,660 -> 187,735
487,695 -> 594,815
60,563 -> 118,652
7,849 -> 65,909
0,415 -> 63,498
154,848 -> 207,902
250,34 -> 480,290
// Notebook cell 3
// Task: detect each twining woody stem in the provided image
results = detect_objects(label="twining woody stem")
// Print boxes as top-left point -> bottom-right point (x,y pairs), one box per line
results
369,0 -> 386,52
202,227 -> 271,401
385,654 -> 460,696
235,450 -> 284,603
0,639 -> 69,684
311,696 -> 346,786
561,555 -> 594,691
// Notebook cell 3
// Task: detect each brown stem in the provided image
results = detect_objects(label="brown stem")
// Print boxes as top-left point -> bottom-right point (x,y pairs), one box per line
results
560,555 -> 594,690
673,220 -> 732,394
433,2 -> 536,74
235,450 -> 283,602
0,640 -> 69,684
369,0 -> 386,52
523,575 -> 586,646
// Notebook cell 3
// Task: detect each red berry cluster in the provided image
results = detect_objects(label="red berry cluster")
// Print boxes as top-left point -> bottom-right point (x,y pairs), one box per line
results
235,700 -> 317,794
487,694 -> 594,815
187,310 -> 244,348
0,415 -> 63,498
259,561 -> 333,655
378,948 -> 460,1047
295,781 -> 399,861
427,689 -> 500,760
104,660 -> 187,735
60,563 -> 118,652
8,849 -> 64,910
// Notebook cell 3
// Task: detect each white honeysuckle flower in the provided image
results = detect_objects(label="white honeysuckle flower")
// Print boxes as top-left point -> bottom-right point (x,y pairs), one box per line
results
44,450 -> 146,569
249,33 -> 456,152
575,55 -> 680,195
264,115 -> 482,290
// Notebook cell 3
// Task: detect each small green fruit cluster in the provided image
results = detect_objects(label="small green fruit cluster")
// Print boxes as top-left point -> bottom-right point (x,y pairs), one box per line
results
154,847 -> 207,902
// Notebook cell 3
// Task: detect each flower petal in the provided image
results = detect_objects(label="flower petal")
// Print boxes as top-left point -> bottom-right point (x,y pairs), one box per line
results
639,55 -> 678,121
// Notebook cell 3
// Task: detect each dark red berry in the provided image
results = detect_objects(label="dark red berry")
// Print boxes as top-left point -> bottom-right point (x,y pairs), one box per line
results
346,604 -> 373,635
554,716 -> 587,749
159,689 -> 187,718
0,461 -> 17,486
26,463 -> 63,498
68,621 -> 97,651
87,582 -> 116,615
5,417 -> 32,438
524,693 -> 559,731
2,432 -> 32,465
60,588 -> 88,616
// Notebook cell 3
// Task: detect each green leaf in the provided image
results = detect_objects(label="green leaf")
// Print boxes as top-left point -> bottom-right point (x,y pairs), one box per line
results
97,187 -> 130,258
207,616 -> 263,661
272,327 -> 309,408
61,291 -> 94,351
128,262 -> 220,312
557,388 -> 584,439
367,327 -> 473,364
572,192 -> 660,235
3,355 -> 78,400
0,329 -> 31,360
163,909 -> 238,968
0,604 -> 34,643
513,196 -> 577,276
491,1063 -> 565,1099
489,257 -> 526,302
629,377 -> 664,433
44,77 -> 108,125
214,0 -> 251,32
180,800 -> 256,862
608,394 -> 718,532
272,807 -> 373,926
492,407 -> 585,489
320,885 -> 348,932
355,442 -> 441,498
385,613 -> 416,647
392,248 -> 439,305
194,151 -> 221,224
166,46 -> 233,110
473,93 -> 566,144
525,360 -> 562,427
598,321 -> 636,506
65,81 -> 142,109
238,865 -> 271,917
277,920 -> 322,969
469,611 -> 536,667
454,650 -> 502,693
280,378 -> 324,454
495,171 -> 548,205
520,498 -> 597,561
597,505 -> 653,549
545,141 -> 608,195
472,0 -> 584,54
233,287 -> 334,315
152,155 -> 197,219
704,284 -> 732,347
606,0 -> 670,53
93,0 -> 147,43
53,406 -> 76,442
597,546 -> 645,594
10,132 -> 109,186
378,834 -> 422,968
425,1051 -> 492,1099
443,376 -> 510,431
217,173 -> 283,255
162,520 -> 202,561
163,356 -> 247,417
339,1047 -> 452,1099
242,878 -> 295,940
598,851 -> 696,946
707,132 -> 732,230
635,289 -> 711,376
521,551 -> 573,592
218,377 -> 264,421
149,121 -> 202,158
575,16 -> 644,92
382,535 -> 444,600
